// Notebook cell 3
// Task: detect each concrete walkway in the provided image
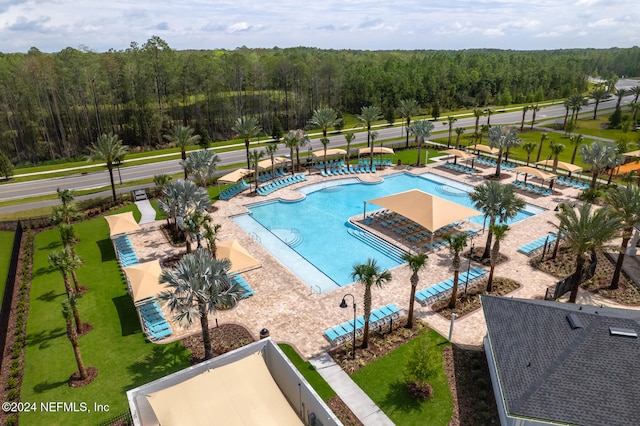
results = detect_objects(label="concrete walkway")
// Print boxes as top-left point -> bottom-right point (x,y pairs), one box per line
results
135,199 -> 157,224
310,353 -> 394,426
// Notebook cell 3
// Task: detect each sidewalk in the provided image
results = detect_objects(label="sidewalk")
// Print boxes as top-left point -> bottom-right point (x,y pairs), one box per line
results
135,199 -> 156,224
310,353 -> 394,426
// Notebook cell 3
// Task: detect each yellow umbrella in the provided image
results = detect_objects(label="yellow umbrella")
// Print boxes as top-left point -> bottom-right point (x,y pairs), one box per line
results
358,147 -> 394,156
440,148 -> 476,160
468,144 -> 500,155
311,148 -> 347,157
105,211 -> 141,237
217,240 -> 261,274
123,260 -> 164,305
534,159 -> 582,173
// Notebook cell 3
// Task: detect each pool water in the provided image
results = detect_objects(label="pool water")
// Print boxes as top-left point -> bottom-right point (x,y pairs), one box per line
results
236,172 -> 542,291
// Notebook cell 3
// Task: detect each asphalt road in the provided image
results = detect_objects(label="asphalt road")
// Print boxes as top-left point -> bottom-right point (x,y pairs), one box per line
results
1,79 -> 637,215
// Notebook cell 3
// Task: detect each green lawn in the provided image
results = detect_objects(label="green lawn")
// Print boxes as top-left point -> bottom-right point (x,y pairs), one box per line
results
0,231 -> 15,307
351,329 -> 453,426
279,344 -> 336,402
20,216 -> 191,425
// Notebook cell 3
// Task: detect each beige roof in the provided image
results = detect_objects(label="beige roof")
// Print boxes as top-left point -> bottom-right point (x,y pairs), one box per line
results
358,147 -> 394,155
123,260 -> 164,305
534,159 -> 582,173
469,144 -> 500,155
311,148 -> 347,157
146,351 -> 303,426
440,148 -> 476,160
513,166 -> 556,181
105,211 -> 141,237
217,240 -> 261,274
218,168 -> 253,184
623,149 -> 640,158
257,157 -> 289,169
367,189 -> 481,232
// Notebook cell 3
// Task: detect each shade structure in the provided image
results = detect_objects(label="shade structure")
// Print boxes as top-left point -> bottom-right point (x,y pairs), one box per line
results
468,144 -> 500,155
440,148 -> 476,160
311,148 -> 347,157
622,149 -> 640,158
512,166 -> 556,181
367,189 -> 481,232
218,168 -> 253,184
146,351 -> 304,426
534,159 -> 582,173
358,147 -> 394,155
105,211 -> 141,237
257,157 -> 288,169
123,260 -> 164,305
217,240 -> 261,274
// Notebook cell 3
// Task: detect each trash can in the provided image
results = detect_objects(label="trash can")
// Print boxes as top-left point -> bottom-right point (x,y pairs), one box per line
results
260,328 -> 270,339
397,159 -> 402,166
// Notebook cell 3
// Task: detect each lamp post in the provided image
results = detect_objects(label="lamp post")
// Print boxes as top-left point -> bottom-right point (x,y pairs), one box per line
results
464,239 -> 474,297
339,294 -> 356,360
308,145 -> 313,175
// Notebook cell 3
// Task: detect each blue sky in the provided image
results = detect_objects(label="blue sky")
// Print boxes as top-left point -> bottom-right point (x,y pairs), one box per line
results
1,0 -> 638,53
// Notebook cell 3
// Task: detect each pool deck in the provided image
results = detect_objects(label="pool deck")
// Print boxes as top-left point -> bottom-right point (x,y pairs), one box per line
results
128,162 -> 639,359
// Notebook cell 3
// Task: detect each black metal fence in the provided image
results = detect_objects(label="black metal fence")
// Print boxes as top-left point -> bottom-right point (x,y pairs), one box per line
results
0,221 -> 23,365
97,410 -> 133,426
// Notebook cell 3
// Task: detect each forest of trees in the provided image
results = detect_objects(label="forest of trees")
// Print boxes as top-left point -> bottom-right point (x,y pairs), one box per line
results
1,37 -> 639,165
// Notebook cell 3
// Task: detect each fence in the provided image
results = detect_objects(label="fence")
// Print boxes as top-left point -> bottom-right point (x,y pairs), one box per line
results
0,221 -> 23,366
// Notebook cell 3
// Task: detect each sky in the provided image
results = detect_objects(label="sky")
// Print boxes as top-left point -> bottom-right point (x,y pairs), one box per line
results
0,0 -> 639,53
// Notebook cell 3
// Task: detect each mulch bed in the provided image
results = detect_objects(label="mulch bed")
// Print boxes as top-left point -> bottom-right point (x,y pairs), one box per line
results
180,324 -> 256,365
68,366 -> 98,388
531,247 -> 640,305
432,277 -> 521,319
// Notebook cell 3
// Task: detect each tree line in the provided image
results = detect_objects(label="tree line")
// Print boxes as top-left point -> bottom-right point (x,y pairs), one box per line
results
1,37 -> 639,165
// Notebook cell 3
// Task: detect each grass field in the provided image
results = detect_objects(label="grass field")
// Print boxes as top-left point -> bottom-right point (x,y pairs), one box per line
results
0,231 -> 15,308
20,216 -> 191,425
351,329 -> 453,426
278,344 -> 336,402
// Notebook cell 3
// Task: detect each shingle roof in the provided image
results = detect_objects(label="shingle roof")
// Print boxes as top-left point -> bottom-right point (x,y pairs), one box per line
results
482,295 -> 640,426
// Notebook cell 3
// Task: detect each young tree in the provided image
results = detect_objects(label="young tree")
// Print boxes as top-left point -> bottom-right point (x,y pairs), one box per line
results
535,132 -> 549,163
454,127 -> 465,149
264,142 -> 279,179
549,140 -> 566,173
521,141 -> 537,166
443,116 -> 458,148
232,116 -> 262,169
344,132 -> 356,166
283,131 -> 298,176
486,224 -> 509,292
250,149 -> 265,192
181,149 -> 220,187
398,99 -> 421,149
159,249 -> 245,360
590,89 -> 611,119
605,186 -> 640,289
473,108 -> 483,133
0,151 -> 14,180
442,232 -> 467,309
550,203 -> 619,303
164,126 -> 200,179
320,137 -> 330,173
529,104 -> 541,130
401,252 -> 428,329
408,120 -> 435,166
520,105 -> 529,131
89,133 -> 129,202
351,258 -> 392,349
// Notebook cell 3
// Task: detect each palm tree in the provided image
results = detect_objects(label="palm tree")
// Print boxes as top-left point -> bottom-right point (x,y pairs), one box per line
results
520,105 -> 529,131
590,89 -> 611,119
57,187 -> 75,206
630,102 -> 640,123
630,85 -> 640,104
479,124 -> 490,145
293,129 -> 310,172
164,126 -> 200,179
58,223 -> 85,293
398,99 -> 421,148
615,88 -> 628,109
283,131 -> 298,176
442,233 -> 467,309
454,127 -> 465,149
182,149 -> 220,187
350,258 -> 392,349
486,224 -> 509,292
473,108 -> 484,133
605,186 -> 640,289
580,141 -> 619,189
264,142 -> 279,179
551,203 -> 619,303
521,141 -> 537,166
89,132 -> 129,202
408,120 -> 435,166
401,252 -> 428,329
357,105 -> 382,148
250,149 -> 265,192
471,181 -> 525,259
568,134 -> 584,165
159,248 -> 245,360
344,132 -> 356,166
535,132 -> 549,163
232,116 -> 262,169
562,99 -> 571,130
568,94 -> 588,127
49,247 -> 84,298
62,297 -> 89,381
529,104 -> 541,130
309,107 -> 340,140
444,116 -> 457,148
549,140 -> 565,173
320,137 -> 330,173
484,108 -> 493,126
488,125 -> 521,178
153,174 -> 172,194
203,222 -> 221,258
157,179 -> 211,239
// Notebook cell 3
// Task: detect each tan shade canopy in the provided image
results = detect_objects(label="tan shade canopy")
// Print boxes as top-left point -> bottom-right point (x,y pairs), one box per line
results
146,351 -> 303,426
312,148 -> 347,157
535,159 -> 582,173
123,260 -> 164,304
358,147 -> 394,155
217,240 -> 261,274
468,144 -> 500,155
105,212 -> 141,237
512,166 -> 556,181
367,189 -> 481,232
440,148 -> 476,160
623,149 -> 640,158
218,168 -> 253,184
257,157 -> 289,169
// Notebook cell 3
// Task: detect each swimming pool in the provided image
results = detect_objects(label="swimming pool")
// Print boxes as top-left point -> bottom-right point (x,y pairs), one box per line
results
234,172 -> 544,293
